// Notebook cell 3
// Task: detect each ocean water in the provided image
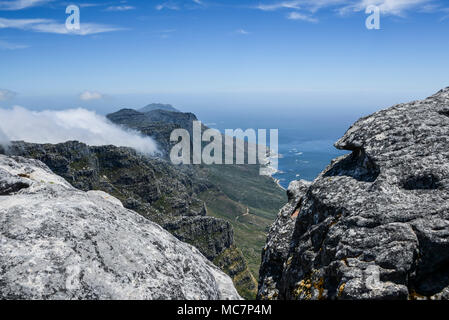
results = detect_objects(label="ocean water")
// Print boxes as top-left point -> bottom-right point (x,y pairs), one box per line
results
273,131 -> 347,189
196,110 -> 354,190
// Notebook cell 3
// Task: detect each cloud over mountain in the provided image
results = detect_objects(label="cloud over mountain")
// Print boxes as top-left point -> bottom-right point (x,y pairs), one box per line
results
0,106 -> 159,154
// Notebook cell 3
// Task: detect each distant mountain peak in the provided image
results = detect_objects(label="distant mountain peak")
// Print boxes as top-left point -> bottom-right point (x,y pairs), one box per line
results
139,103 -> 179,113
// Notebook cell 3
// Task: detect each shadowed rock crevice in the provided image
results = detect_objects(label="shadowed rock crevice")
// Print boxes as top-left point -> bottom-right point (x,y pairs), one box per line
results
437,110 -> 449,118
412,260 -> 449,297
0,180 -> 29,195
0,168 -> 30,195
323,148 -> 380,183
409,224 -> 449,297
402,173 -> 441,190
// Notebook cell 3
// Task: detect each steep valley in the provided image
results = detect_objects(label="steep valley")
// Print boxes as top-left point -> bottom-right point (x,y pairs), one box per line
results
106,107 -> 286,283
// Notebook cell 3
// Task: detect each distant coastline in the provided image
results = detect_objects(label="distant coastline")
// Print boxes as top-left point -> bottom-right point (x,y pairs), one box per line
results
273,178 -> 286,191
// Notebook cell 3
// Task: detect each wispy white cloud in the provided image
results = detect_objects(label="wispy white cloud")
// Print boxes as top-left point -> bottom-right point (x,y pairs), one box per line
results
0,39 -> 28,49
256,1 -> 302,11
256,0 -> 441,21
154,0 -> 206,11
255,0 -> 341,22
236,28 -> 250,35
287,11 -> 318,22
155,2 -> 180,10
144,28 -> 176,38
0,89 -> 16,100
157,29 -> 176,38
439,7 -> 449,21
418,3 -> 441,12
0,0 -> 53,10
0,17 -> 124,35
77,3 -> 105,8
105,5 -> 135,12
79,91 -> 104,101
33,22 -> 123,35
338,0 -> 435,16
255,0 -> 347,12
0,17 -> 49,28
0,106 -> 159,155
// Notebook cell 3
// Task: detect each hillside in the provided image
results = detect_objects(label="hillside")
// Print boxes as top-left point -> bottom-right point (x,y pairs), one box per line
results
199,164 -> 286,278
107,107 -> 286,282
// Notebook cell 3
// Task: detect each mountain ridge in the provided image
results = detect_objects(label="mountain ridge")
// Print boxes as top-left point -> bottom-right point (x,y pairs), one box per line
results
139,103 -> 179,113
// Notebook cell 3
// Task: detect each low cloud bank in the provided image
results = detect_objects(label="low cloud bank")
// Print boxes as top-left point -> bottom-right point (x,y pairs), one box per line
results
0,89 -> 16,101
0,127 -> 9,149
0,106 -> 159,154
80,91 -> 104,101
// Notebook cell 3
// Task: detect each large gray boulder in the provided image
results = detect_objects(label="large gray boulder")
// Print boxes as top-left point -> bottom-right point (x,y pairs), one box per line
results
4,140 -> 255,299
0,155 -> 240,300
259,87 -> 449,300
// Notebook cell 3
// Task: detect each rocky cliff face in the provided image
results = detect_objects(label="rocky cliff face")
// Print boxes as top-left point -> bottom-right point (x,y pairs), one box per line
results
107,109 -> 198,154
259,88 -> 449,300
0,155 -> 240,300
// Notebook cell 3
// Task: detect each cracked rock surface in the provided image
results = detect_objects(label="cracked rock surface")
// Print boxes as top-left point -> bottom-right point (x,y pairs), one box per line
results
0,155 -> 240,300
258,88 -> 449,300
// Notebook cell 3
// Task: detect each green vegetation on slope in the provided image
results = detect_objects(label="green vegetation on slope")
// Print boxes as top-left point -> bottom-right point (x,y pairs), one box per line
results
214,246 -> 258,300
199,164 -> 286,280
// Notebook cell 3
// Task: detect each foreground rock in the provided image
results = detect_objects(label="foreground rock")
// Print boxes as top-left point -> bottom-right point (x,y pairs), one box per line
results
0,155 -> 240,300
6,141 -> 234,260
258,180 -> 311,300
259,88 -> 449,300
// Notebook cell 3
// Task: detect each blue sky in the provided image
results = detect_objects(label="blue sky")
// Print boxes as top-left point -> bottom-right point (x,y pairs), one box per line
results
0,0 -> 448,115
